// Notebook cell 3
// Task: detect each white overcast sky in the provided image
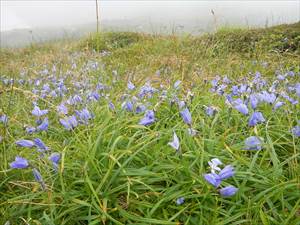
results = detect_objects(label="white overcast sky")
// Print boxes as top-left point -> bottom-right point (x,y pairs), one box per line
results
1,0 -> 300,31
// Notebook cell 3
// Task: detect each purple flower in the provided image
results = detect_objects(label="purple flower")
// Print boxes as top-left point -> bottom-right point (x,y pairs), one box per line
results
223,76 -> 231,84
139,110 -> 155,126
231,86 -> 239,95
273,101 -> 284,110
291,126 -> 300,137
0,114 -> 8,124
42,83 -> 51,92
259,91 -> 276,104
136,104 -> 147,114
32,168 -> 45,190
234,103 -> 249,115
216,84 -> 227,95
26,126 -> 36,134
34,138 -> 48,151
73,95 -> 83,104
177,100 -> 186,109
109,102 -> 115,111
176,197 -> 185,205
249,94 -> 259,109
49,153 -> 60,171
211,76 -> 220,87
57,103 -> 68,115
168,132 -> 180,151
16,140 -> 35,148
203,173 -> 221,188
37,117 -> 48,131
87,91 -> 100,101
244,136 -> 263,150
31,106 -> 48,117
205,106 -> 217,117
122,101 -> 134,112
208,158 -> 222,173
219,186 -> 238,197
138,82 -> 157,98
32,168 -> 43,182
50,90 -> 57,98
76,108 -> 93,124
67,95 -> 82,105
127,81 -> 135,90
248,111 -> 265,127
60,115 -> 78,130
10,156 -> 29,169
295,83 -> 300,97
239,84 -> 248,94
277,74 -> 286,80
219,165 -> 235,180
180,107 -> 192,125
174,80 -> 181,89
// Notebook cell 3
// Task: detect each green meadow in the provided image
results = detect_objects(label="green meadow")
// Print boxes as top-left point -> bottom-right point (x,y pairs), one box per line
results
0,22 -> 300,224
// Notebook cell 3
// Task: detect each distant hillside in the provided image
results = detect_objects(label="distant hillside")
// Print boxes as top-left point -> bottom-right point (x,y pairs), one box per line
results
81,22 -> 300,56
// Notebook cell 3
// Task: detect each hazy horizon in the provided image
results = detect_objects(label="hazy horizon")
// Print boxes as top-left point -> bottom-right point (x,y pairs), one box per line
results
1,1 -> 299,32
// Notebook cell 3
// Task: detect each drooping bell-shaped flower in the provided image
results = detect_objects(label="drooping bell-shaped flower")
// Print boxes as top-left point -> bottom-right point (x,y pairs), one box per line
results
10,156 -> 29,169
16,140 -> 35,148
31,106 -> 48,117
244,136 -> 263,150
180,107 -> 192,125
248,111 -> 265,127
219,186 -> 238,197
168,132 -> 180,151
203,173 -> 221,188
139,110 -> 155,126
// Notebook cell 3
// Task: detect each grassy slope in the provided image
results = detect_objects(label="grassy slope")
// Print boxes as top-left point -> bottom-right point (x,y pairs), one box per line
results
0,23 -> 300,224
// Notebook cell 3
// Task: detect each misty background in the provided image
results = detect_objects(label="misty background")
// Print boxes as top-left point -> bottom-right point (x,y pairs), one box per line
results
1,0 -> 300,47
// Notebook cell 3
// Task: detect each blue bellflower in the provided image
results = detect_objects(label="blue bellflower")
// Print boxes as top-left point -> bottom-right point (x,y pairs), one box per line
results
219,186 -> 238,197
109,102 -> 115,111
249,94 -> 259,109
127,81 -> 135,90
205,106 -> 217,117
203,173 -> 221,187
218,165 -> 235,180
291,126 -> 300,137
174,80 -> 181,89
34,138 -> 49,152
76,108 -> 93,124
16,140 -> 35,148
26,126 -> 36,134
273,101 -> 284,110
168,132 -> 180,151
49,153 -> 60,171
248,111 -> 265,126
0,114 -> 8,124
234,103 -> 249,115
10,156 -> 29,169
32,168 -> 46,190
136,104 -> 147,114
57,103 -> 68,115
139,110 -> 155,126
176,197 -> 185,205
180,107 -> 192,125
208,158 -> 222,173
122,101 -> 134,112
37,117 -> 48,131
31,106 -> 48,117
244,136 -> 263,150
60,115 -> 78,130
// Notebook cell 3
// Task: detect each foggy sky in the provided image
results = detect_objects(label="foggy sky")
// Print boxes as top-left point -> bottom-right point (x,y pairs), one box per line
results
1,0 -> 300,31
